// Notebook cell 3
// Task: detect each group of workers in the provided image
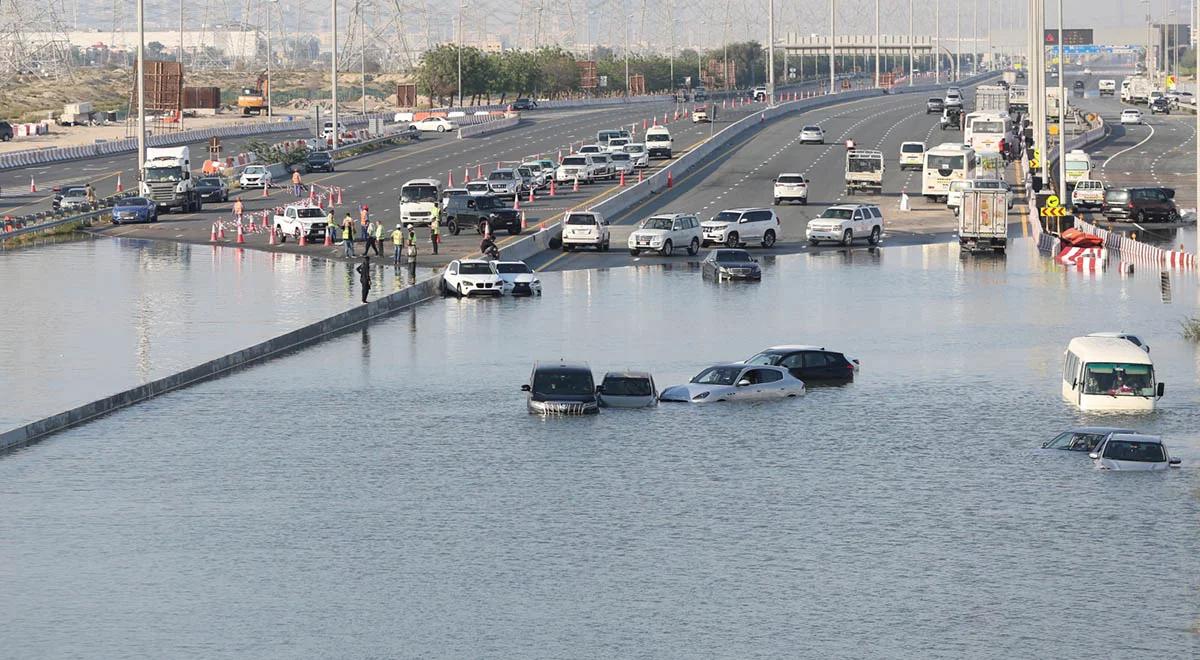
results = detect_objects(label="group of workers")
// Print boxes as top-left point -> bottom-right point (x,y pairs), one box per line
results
329,204 -> 442,265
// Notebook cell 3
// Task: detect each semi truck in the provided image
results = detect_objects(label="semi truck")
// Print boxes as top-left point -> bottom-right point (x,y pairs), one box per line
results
140,146 -> 202,213
959,187 -> 1008,253
975,85 -> 1010,114
1008,85 -> 1029,113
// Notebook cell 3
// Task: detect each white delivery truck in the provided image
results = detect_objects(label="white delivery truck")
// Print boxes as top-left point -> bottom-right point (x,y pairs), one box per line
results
1126,77 -> 1153,104
974,85 -> 1010,114
1045,87 -> 1064,121
844,149 -> 884,195
959,187 -> 1008,253
140,146 -> 201,213
1063,150 -> 1093,186
59,102 -> 95,126
1098,79 -> 1116,96
645,126 -> 673,159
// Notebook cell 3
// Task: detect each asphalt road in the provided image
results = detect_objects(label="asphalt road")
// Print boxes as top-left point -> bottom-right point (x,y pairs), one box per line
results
525,82 -> 989,272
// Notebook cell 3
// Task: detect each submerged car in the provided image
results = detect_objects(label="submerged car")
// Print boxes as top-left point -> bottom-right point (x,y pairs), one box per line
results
1090,433 -> 1182,471
701,249 -> 761,280
597,371 -> 658,408
442,259 -> 503,297
1043,426 -> 1137,453
742,345 -> 859,382
492,260 -> 542,296
659,364 -> 805,403
110,196 -> 158,224
523,361 -> 599,415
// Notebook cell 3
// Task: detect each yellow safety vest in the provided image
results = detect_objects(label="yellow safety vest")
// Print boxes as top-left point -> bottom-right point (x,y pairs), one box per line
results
374,223 -> 383,239
342,226 -> 351,240
391,229 -> 403,245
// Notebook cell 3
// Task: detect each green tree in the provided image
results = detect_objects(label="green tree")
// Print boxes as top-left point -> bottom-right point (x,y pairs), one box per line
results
415,44 -> 460,106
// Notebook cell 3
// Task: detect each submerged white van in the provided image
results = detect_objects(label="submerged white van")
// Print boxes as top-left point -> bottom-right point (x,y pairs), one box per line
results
1062,336 -> 1165,412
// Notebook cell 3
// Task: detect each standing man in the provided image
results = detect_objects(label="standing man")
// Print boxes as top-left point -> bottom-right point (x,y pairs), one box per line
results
391,224 -> 404,265
342,211 -> 355,257
291,169 -> 303,197
233,197 -> 245,223
85,182 -> 96,207
429,214 -> 440,255
372,218 -> 384,256
325,207 -> 337,244
356,256 -> 372,304
364,218 -> 378,256
406,224 -> 417,262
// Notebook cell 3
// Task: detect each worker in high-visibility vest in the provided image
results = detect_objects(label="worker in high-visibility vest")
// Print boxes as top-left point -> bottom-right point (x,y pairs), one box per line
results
342,213 -> 355,257
390,224 -> 404,265
233,197 -> 244,222
291,170 -> 303,197
372,219 -> 384,256
429,214 -> 440,255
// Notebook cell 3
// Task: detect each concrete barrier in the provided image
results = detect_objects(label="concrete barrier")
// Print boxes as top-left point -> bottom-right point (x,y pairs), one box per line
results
0,275 -> 443,451
458,116 -> 520,139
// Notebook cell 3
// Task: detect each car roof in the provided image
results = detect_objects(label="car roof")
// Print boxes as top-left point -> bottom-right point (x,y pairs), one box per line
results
1066,336 -> 1154,363
1064,426 -> 1138,434
443,187 -> 467,193
721,207 -> 769,213
1106,433 -> 1163,444
763,344 -> 827,352
403,178 -> 440,186
494,260 -> 529,266
826,203 -> 878,211
603,370 -> 653,379
647,212 -> 691,219
491,168 -> 514,173
533,360 -> 591,372
710,362 -> 780,371
776,172 -> 805,177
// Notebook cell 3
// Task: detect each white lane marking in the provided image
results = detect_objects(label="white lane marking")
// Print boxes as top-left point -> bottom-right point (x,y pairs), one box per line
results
1102,122 -> 1156,169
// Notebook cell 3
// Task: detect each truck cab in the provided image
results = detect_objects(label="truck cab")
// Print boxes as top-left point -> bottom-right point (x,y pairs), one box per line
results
140,146 -> 201,213
844,149 -> 884,195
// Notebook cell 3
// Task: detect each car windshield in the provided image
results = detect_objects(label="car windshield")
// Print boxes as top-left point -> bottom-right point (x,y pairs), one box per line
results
400,185 -> 438,202
973,121 -> 1004,132
777,175 -> 805,184
1066,162 -> 1090,173
145,167 -> 183,181
580,146 -> 601,152
691,366 -> 744,385
928,98 -> 941,103
610,139 -> 628,146
522,164 -> 541,172
1047,431 -> 1109,451
715,250 -> 752,263
901,143 -> 924,153
532,370 -> 594,397
1122,110 -> 1139,116
562,157 -> 587,166
643,217 -> 674,230
802,126 -> 820,132
308,152 -> 330,162
244,166 -> 266,174
712,211 -> 741,223
1103,440 -> 1166,462
293,207 -> 324,218
566,214 -> 597,226
467,183 -> 488,191
611,153 -> 630,162
1082,363 -> 1154,396
474,196 -> 500,209
1105,190 -> 1130,202
602,377 -> 653,396
488,171 -> 514,181
743,352 -> 783,366
646,133 -> 669,142
63,189 -> 88,199
624,145 -> 646,153
927,155 -> 965,170
198,177 -> 222,186
517,167 -> 532,177
849,157 -> 880,172
820,208 -> 854,219
119,197 -> 150,206
495,262 -> 532,274
459,262 -> 493,275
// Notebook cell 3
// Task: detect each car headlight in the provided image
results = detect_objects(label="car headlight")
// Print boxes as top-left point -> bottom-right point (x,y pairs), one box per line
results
692,391 -> 710,400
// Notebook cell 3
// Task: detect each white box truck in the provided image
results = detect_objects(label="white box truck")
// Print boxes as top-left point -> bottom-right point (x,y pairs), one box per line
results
975,85 -> 1010,114
140,146 -> 201,213
959,187 -> 1008,253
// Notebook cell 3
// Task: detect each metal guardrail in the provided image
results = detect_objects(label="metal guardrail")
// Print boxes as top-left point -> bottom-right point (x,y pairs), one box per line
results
1,206 -> 113,241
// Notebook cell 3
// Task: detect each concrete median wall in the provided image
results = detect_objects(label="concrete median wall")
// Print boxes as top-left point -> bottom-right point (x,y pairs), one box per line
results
0,276 -> 441,452
459,117 -> 521,139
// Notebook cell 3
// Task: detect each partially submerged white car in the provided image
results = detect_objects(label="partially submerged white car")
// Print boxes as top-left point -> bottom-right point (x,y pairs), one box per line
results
1090,433 -> 1182,471
492,260 -> 542,296
659,364 -> 805,403
442,259 -> 503,297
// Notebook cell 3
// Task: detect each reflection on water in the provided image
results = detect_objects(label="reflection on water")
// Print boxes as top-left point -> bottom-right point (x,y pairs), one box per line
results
0,237 -> 434,431
1,237 -> 1198,658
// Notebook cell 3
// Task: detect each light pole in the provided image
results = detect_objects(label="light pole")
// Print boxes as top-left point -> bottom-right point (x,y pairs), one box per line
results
829,0 -> 836,92
935,0 -> 940,83
331,0 -> 338,149
908,0 -> 913,86
266,0 -> 277,118
972,0 -> 978,75
625,14 -> 631,96
668,1 -> 675,90
1056,0 -> 1066,202
955,0 -> 961,80
767,0 -> 775,100
358,0 -> 365,116
873,0 -> 880,88
1194,0 -> 1198,253
456,0 -> 465,108
136,0 -> 145,175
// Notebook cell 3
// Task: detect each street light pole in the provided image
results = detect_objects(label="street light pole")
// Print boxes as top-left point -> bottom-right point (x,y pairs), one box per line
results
829,0 -> 836,92
331,0 -> 338,149
266,0 -> 273,118
908,0 -> 913,86
955,0 -> 961,80
873,0 -> 880,88
935,0 -> 940,84
768,0 -> 775,101
136,0 -> 145,175
456,0 -> 464,108
359,0 -> 366,116
972,0 -> 978,75
624,17 -> 630,96
1057,0 -> 1067,202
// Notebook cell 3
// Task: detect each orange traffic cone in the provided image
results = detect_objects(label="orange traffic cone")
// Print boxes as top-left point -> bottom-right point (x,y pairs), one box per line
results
217,222 -> 226,240
667,171 -> 674,188
323,226 -> 332,246
476,164 -> 483,178
513,195 -> 520,211
521,211 -> 527,231
298,228 -> 307,246
115,174 -> 123,193
573,177 -> 580,192
262,183 -> 270,198
528,188 -> 535,203
262,211 -> 270,230
210,223 -> 217,242
236,222 -> 245,244
336,187 -> 343,204
29,177 -> 36,193
268,226 -> 276,245
464,167 -> 470,182
638,170 -> 644,183
549,180 -> 556,197
448,170 -> 454,187
619,171 -> 626,187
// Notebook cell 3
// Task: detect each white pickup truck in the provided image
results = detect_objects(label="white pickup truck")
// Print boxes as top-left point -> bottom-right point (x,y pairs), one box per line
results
273,203 -> 330,242
845,149 -> 885,195
1071,179 -> 1105,210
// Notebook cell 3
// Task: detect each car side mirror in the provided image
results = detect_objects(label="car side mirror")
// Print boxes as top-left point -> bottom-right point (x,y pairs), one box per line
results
739,218 -> 750,224
1071,379 -> 1078,389
1157,382 -> 1165,397
1088,452 -> 1099,460
737,379 -> 751,387
1169,458 -> 1182,466
1142,345 -> 1150,353
521,384 -> 531,392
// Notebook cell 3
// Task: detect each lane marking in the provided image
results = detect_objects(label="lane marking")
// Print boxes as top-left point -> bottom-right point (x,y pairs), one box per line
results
1102,121 -> 1155,169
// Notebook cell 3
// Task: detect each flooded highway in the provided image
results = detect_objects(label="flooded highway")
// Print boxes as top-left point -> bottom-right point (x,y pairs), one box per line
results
0,237 -> 431,430
2,237 -> 1197,658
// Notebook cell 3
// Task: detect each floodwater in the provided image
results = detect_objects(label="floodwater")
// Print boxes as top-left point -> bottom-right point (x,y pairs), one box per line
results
1,238 -> 1199,658
0,236 -> 430,430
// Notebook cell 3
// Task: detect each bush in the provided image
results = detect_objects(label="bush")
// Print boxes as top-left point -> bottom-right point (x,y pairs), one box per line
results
1182,316 -> 1200,342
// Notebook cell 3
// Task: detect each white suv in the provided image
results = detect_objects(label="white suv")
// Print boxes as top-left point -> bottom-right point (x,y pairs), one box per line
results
772,173 -> 808,205
806,204 -> 885,246
561,211 -> 611,251
628,213 -> 702,256
442,259 -> 503,297
556,155 -> 601,183
701,208 -> 781,248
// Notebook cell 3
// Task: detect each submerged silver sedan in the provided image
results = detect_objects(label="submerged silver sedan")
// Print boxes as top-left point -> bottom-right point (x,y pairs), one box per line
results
659,364 -> 805,403
1090,433 -> 1182,471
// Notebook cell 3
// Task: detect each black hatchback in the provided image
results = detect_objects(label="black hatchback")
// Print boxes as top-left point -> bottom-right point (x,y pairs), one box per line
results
742,346 -> 859,382
1103,187 -> 1179,223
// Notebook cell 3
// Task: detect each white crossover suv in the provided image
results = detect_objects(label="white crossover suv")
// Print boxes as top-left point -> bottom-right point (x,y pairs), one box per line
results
772,173 -> 809,205
628,213 -> 702,256
806,203 -> 885,246
701,208 -> 781,248
561,211 -> 611,251
442,259 -> 503,297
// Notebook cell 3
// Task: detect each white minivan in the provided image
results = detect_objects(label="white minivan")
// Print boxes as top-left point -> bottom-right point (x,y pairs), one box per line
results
1062,336 -> 1165,412
561,211 -> 610,251
645,127 -> 673,159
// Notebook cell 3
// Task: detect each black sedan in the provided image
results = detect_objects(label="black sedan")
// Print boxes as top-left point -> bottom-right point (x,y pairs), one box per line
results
511,98 -> 537,111
111,196 -> 158,224
305,151 -> 335,172
195,176 -> 229,203
701,249 -> 761,281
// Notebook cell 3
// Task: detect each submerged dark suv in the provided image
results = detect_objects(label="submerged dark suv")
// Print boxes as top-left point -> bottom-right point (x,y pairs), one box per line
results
741,345 -> 860,382
522,361 -> 599,415
1102,187 -> 1179,223
443,194 -> 522,235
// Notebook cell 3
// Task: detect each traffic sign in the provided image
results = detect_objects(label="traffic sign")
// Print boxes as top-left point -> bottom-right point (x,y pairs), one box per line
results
1040,194 -> 1071,217
1044,29 -> 1093,46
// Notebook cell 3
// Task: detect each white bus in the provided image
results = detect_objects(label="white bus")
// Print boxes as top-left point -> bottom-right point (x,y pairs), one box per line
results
1063,149 -> 1093,185
922,143 -> 977,201
1062,336 -> 1165,412
964,112 -> 1010,154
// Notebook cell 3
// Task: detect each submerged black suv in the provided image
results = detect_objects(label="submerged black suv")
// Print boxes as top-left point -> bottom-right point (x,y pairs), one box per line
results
1102,187 -> 1179,223
443,194 -> 522,235
741,346 -> 860,382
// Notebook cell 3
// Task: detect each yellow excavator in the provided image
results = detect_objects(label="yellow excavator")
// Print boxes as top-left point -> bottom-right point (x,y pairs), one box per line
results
236,71 -> 270,115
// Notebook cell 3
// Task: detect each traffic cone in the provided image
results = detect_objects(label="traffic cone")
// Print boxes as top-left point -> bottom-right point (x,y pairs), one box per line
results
262,183 -> 269,198
638,170 -> 644,183
476,164 -> 483,178
262,211 -> 270,230
29,177 -> 36,193
268,226 -> 276,245
464,167 -> 470,183
448,170 -> 454,187
336,188 -> 343,204
528,188 -> 535,203
573,177 -> 580,192
210,223 -> 217,242
521,211 -> 527,231
643,118 -> 647,131
619,171 -> 626,187
115,174 -> 123,193
323,226 -> 332,245
667,171 -> 674,188
549,179 -> 556,197
217,222 -> 226,240
298,228 -> 307,246
309,185 -> 315,203
236,222 -> 245,244
513,195 -> 520,211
